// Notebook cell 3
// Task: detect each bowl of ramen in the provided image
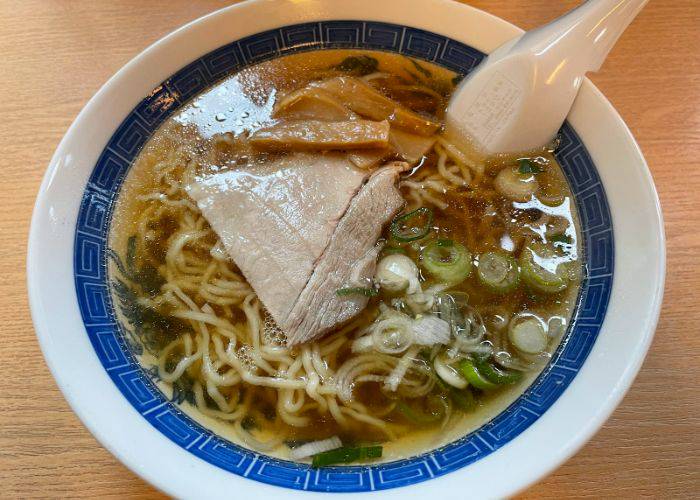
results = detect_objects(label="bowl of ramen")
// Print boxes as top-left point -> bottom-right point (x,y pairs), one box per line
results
28,0 -> 664,497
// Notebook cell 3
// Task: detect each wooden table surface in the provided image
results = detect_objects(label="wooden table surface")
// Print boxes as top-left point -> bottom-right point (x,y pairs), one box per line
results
1,1 -> 698,498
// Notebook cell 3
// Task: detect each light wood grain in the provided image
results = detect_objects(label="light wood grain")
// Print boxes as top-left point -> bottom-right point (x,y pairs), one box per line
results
1,1 -> 698,498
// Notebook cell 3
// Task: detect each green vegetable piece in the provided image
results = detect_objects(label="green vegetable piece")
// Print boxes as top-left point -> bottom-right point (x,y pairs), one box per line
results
509,316 -> 548,354
459,359 -> 498,390
396,399 -> 443,424
434,375 -> 450,393
422,240 -> 472,285
518,159 -> 542,174
311,446 -> 383,467
390,207 -> 433,242
336,287 -> 378,297
408,58 -> 433,78
477,251 -> 519,293
170,372 -> 196,405
109,236 -> 187,357
335,55 -> 379,76
137,264 -> 165,297
519,242 -> 570,294
450,388 -> 477,411
381,245 -> 408,256
472,355 -> 523,385
434,366 -> 478,411
549,233 -> 573,247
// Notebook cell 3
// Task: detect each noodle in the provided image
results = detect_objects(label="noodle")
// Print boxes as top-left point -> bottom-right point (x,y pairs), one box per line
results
109,49 -> 581,460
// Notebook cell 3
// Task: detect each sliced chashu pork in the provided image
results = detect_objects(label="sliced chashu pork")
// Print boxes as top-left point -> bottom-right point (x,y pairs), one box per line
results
283,163 -> 406,345
187,154 -> 407,345
187,153 -> 366,322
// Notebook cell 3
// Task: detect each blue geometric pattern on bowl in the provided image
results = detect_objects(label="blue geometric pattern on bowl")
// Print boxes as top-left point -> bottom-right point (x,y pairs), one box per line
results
73,21 -> 613,492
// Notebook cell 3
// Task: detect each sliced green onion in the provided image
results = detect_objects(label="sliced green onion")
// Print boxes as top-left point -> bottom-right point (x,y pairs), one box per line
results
519,242 -> 570,294
434,375 -> 450,392
311,445 -> 382,467
472,355 -> 522,385
417,348 -> 431,361
422,240 -> 472,284
434,373 -> 477,411
549,233 -> 573,246
336,287 -> 378,297
450,388 -> 477,411
335,55 -> 379,76
436,291 -> 470,309
458,358 -> 498,390
381,245 -> 407,256
509,315 -> 548,354
434,292 -> 474,341
495,166 -> 538,202
518,159 -> 542,174
396,399 -> 443,424
434,354 -> 468,389
477,252 -> 519,293
409,57 -> 433,78
390,207 -> 433,242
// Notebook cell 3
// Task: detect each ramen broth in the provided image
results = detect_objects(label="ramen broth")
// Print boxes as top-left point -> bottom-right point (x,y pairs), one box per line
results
109,50 -> 582,463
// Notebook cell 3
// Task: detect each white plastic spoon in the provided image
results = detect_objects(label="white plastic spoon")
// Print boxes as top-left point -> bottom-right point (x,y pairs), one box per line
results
445,0 -> 649,156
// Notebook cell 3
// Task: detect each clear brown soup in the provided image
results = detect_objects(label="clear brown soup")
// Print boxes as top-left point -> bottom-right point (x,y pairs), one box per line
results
109,49 -> 582,463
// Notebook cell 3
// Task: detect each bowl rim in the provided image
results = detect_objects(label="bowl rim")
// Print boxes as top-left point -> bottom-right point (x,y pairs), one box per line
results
27,0 -> 665,498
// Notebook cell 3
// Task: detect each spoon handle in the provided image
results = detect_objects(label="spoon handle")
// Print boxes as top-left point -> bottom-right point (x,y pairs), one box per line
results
504,0 -> 651,96
445,0 -> 649,155
555,0 -> 649,71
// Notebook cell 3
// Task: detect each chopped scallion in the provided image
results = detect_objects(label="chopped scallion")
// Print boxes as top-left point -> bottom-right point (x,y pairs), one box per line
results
450,388 -> 477,411
390,207 -> 433,242
458,359 -> 498,390
519,242 -> 570,294
381,245 -> 407,256
396,399 -> 443,424
434,375 -> 450,393
336,287 -> 378,297
421,240 -> 472,285
549,233 -> 573,245
518,159 -> 542,174
334,55 -> 379,76
509,315 -> 548,354
311,445 -> 383,467
471,355 -> 522,385
476,251 -> 519,293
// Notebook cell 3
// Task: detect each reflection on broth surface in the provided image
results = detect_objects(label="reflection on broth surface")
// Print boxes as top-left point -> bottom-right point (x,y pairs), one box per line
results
109,49 -> 582,465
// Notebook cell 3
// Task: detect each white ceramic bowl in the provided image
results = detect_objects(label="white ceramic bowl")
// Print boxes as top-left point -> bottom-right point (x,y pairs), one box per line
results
27,0 -> 665,497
